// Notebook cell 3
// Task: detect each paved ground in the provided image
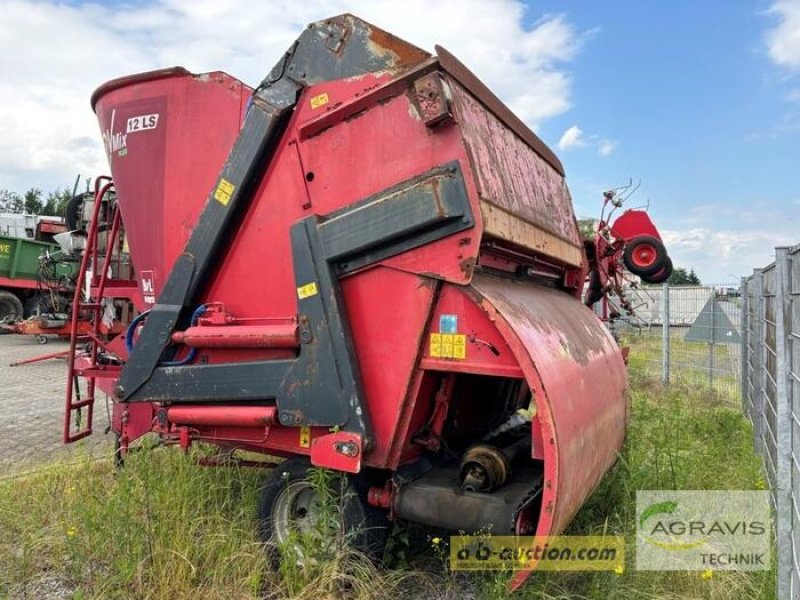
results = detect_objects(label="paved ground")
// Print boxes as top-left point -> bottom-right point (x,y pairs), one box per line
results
0,333 -> 110,475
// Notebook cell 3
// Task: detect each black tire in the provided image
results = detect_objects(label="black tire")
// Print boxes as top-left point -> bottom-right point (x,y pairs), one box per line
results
0,291 -> 24,322
584,269 -> 603,306
623,235 -> 667,277
65,192 -> 90,231
257,458 -> 388,565
643,256 -> 673,284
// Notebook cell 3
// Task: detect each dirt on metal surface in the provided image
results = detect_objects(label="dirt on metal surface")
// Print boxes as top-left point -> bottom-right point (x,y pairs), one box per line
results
0,335 -> 110,475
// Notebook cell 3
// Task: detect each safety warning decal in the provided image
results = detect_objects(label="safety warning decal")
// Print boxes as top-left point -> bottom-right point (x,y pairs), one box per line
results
429,332 -> 467,359
430,313 -> 466,359
297,282 -> 319,299
299,426 -> 311,448
214,178 -> 235,206
310,92 -> 329,109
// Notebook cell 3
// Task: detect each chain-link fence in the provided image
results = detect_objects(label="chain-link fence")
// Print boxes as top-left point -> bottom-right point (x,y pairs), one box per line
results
616,283 -> 743,402
741,245 -> 799,600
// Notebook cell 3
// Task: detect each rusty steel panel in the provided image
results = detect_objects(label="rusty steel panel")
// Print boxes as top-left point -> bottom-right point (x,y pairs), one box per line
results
449,79 -> 582,250
437,46 -> 563,175
468,273 -> 627,583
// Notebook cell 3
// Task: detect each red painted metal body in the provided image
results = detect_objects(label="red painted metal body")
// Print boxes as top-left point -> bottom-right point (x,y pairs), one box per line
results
609,209 -> 661,242
70,16 -> 648,588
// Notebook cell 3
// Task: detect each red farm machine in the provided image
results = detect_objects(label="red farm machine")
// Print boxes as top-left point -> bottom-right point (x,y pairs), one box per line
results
63,15 -> 670,587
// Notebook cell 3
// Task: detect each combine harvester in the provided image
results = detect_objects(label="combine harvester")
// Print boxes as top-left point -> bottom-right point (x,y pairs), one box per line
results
64,15 -> 670,586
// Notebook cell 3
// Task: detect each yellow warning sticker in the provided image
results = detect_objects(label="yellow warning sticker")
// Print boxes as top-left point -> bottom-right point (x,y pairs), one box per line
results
429,333 -> 442,357
453,334 -> 467,359
310,92 -> 329,109
429,333 -> 467,360
214,177 -> 235,206
299,425 -> 311,448
297,282 -> 319,299
441,333 -> 454,358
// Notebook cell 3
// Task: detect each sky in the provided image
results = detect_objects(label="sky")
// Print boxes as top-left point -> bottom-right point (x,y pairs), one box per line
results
0,0 -> 797,283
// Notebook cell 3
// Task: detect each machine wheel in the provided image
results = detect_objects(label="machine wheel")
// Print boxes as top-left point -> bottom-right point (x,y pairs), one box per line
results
643,256 -> 673,284
65,192 -> 89,231
36,335 -> 48,345
257,458 -> 388,565
0,291 -> 24,322
623,236 -> 667,277
584,269 -> 603,306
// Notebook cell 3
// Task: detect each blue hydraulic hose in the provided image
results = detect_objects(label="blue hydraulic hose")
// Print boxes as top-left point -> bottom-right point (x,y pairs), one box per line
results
159,304 -> 208,367
123,305 -> 208,366
124,309 -> 151,354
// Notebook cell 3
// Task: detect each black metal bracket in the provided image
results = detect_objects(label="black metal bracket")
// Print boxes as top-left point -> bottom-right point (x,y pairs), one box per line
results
122,163 -> 472,443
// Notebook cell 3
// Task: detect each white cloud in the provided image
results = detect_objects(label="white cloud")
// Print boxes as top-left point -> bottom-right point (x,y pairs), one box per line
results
766,0 -> 800,69
0,0 -> 586,194
597,139 -> 618,156
558,125 -> 617,156
661,227 -> 796,282
558,125 -> 586,150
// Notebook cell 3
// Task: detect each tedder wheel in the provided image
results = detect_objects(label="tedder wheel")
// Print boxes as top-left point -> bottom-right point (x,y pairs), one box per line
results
36,335 -> 48,345
65,192 -> 89,231
643,256 -> 673,284
584,269 -> 603,306
623,235 -> 667,277
0,291 -> 24,323
257,458 -> 388,566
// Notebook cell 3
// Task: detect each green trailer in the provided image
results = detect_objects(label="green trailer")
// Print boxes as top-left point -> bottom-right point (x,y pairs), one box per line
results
0,234 -> 74,321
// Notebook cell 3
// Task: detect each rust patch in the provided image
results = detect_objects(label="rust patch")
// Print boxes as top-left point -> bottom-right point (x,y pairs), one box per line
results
411,72 -> 453,127
459,256 -> 476,278
367,26 -> 430,70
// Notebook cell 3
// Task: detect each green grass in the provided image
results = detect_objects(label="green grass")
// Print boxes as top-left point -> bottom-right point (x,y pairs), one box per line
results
621,328 -> 741,402
0,360 -> 774,599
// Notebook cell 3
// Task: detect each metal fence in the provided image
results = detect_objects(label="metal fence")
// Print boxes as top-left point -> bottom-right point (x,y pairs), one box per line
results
616,283 -> 743,400
741,245 -> 799,600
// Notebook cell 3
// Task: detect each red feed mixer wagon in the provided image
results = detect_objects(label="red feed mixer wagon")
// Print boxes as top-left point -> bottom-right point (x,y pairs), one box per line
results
66,14 -> 670,586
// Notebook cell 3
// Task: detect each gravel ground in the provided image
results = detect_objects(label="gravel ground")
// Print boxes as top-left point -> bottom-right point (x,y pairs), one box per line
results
0,333 -> 111,476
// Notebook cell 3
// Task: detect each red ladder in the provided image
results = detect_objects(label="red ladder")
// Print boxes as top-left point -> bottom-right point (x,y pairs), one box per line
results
63,177 -> 132,443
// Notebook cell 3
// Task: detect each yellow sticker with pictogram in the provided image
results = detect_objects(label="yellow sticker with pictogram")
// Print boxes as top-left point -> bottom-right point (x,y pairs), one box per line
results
297,282 -> 319,299
429,333 -> 442,357
310,93 -> 329,109
299,426 -> 311,448
214,177 -> 235,206
429,333 -> 466,360
453,334 -> 467,359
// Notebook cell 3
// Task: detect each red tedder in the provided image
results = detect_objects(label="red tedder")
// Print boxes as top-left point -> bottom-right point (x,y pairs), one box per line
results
583,187 -> 672,313
64,15 -> 668,588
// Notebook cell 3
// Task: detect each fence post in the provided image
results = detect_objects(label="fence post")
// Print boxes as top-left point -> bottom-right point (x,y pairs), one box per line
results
775,247 -> 792,600
787,248 -> 799,598
753,269 -> 765,456
709,287 -> 715,388
661,282 -> 670,385
741,276 -> 749,416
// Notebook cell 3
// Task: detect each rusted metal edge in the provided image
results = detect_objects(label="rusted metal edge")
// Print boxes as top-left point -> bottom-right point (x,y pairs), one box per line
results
435,45 -> 565,177
298,57 -> 441,140
91,67 -> 192,111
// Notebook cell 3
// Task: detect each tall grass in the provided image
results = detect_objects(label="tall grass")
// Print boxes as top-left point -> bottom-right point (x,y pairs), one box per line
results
0,356 -> 775,599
